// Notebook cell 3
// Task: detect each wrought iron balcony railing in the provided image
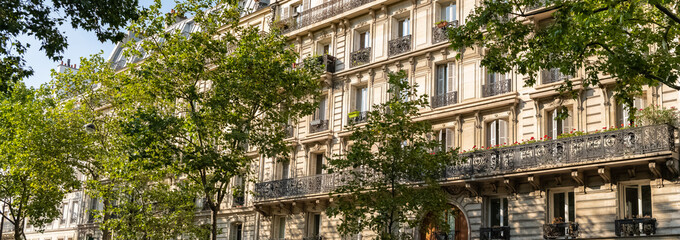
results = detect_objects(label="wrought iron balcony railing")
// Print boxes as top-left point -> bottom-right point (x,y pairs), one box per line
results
348,111 -> 369,124
543,222 -> 579,239
483,79 -> 512,97
303,236 -> 324,240
293,54 -> 337,73
615,218 -> 656,237
541,68 -> 571,84
450,125 -> 674,178
388,35 -> 412,56
431,91 -> 458,108
233,195 -> 245,207
480,226 -> 510,240
350,47 -> 371,68
432,20 -> 458,44
309,119 -> 329,133
278,0 -> 375,34
254,125 -> 675,201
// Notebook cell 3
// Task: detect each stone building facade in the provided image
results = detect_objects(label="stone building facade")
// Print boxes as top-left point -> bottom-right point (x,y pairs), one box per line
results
7,0 -> 680,239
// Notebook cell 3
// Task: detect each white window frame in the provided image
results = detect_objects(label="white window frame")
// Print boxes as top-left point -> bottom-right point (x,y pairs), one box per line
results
547,107 -> 573,139
548,188 -> 575,223
307,213 -> 322,237
487,119 -> 508,146
354,86 -> 369,113
617,96 -> 646,127
440,1 -> 457,22
619,181 -> 653,219
397,18 -> 411,37
486,197 -> 509,227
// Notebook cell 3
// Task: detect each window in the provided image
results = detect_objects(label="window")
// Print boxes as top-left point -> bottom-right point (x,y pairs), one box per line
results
617,97 -> 645,126
487,197 -> 509,227
232,223 -> 243,240
280,160 -> 290,179
487,119 -> 508,146
233,176 -> 245,207
437,128 -> 454,152
292,4 -> 302,22
313,98 -> 327,121
436,65 -> 449,96
550,191 -> 575,223
398,18 -> 411,37
622,185 -> 652,219
547,108 -> 572,139
61,204 -> 68,224
441,2 -> 457,22
312,154 -> 324,175
70,202 -> 79,223
359,31 -> 370,49
321,44 -> 330,55
355,87 -> 368,113
308,213 -> 322,237
486,71 -> 507,85
274,216 -> 286,240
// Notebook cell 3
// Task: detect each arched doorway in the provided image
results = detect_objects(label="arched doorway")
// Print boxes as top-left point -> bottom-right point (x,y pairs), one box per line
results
420,204 -> 469,240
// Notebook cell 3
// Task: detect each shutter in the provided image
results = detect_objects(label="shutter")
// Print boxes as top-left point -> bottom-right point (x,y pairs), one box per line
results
436,66 -> 445,95
282,6 -> 289,19
489,121 -> 497,146
438,130 -> 445,151
406,19 -> 411,35
354,89 -> 361,111
362,88 -> 369,112
499,120 -> 508,145
447,62 -> 456,93
319,98 -> 326,120
366,32 -> 371,48
446,128 -> 455,150
617,104 -> 625,126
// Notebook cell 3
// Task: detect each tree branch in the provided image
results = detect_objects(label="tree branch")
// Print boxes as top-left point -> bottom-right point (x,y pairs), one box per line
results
654,4 -> 680,25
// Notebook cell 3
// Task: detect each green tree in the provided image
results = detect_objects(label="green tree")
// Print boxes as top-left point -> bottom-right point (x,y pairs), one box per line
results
0,0 -> 141,94
326,71 -> 459,240
0,84 -> 82,240
51,54 -> 206,240
115,1 -> 324,239
448,0 -> 680,118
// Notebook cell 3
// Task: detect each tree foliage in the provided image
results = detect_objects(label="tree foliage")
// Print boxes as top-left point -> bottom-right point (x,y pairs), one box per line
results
0,0 -> 141,94
0,84 -> 82,240
449,0 -> 680,117
106,1 -> 325,239
326,71 -> 459,240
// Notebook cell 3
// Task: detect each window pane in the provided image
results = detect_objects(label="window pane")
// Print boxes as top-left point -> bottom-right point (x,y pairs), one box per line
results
437,65 -> 447,95
441,6 -> 448,21
568,192 -> 575,222
642,185 -> 652,217
553,192 -> 566,220
625,187 -> 639,218
451,4 -> 456,21
313,214 -> 321,236
490,198 -> 501,226
279,218 -> 286,238
503,198 -> 508,227
282,161 -> 290,179
315,155 -> 323,175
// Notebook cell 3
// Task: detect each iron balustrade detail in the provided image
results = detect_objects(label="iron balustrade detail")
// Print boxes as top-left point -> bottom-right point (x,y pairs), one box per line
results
543,222 -> 579,239
309,119 -> 329,133
388,35 -> 412,56
480,226 -> 510,240
431,91 -> 458,108
303,236 -> 324,240
254,125 -> 675,201
449,125 -> 674,178
348,111 -> 369,124
350,48 -> 371,68
482,79 -> 512,97
254,172 -> 351,200
615,218 -> 656,237
432,20 -> 458,44
278,0 -> 375,34
541,68 -> 571,84
293,55 -> 337,73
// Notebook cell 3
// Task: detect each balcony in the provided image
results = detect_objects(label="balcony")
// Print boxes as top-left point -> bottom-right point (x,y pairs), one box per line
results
432,20 -> 458,44
388,35 -> 412,56
348,111 -> 369,124
233,195 -> 245,207
294,54 -> 337,73
350,48 -> 371,68
541,68 -> 571,84
543,222 -> 579,239
309,119 -> 329,133
278,0 -> 375,34
480,226 -> 510,240
615,218 -> 656,237
303,236 -> 323,240
431,91 -> 458,108
254,125 -> 675,201
482,79 -> 512,97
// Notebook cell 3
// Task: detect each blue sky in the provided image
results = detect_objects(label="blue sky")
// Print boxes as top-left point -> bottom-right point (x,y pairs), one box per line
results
23,0 -> 175,88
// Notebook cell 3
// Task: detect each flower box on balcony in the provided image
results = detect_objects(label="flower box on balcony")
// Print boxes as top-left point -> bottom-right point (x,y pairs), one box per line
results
543,222 -> 579,239
615,218 -> 656,237
436,20 -> 448,28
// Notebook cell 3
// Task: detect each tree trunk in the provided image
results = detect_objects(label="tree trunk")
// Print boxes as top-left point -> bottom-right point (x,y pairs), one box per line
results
102,199 -> 111,240
13,221 -> 22,240
211,208 -> 218,240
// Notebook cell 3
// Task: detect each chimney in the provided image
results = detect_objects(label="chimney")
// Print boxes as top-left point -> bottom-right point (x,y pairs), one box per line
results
67,59 -> 71,67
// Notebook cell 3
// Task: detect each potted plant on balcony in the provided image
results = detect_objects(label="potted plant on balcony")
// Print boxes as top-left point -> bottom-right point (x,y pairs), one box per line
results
436,20 -> 448,28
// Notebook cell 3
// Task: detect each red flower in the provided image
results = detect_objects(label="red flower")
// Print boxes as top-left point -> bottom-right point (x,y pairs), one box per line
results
530,137 -> 535,140
603,127 -> 607,130
473,145 -> 477,148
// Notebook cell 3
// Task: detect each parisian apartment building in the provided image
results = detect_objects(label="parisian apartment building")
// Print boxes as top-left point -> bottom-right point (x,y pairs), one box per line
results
4,0 -> 680,239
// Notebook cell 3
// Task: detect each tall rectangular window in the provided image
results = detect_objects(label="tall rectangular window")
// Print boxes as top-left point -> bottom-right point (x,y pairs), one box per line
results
71,202 -> 79,223
355,87 -> 368,112
547,108 -> 572,139
488,198 -> 509,227
438,128 -> 454,152
398,18 -> 411,37
623,185 -> 652,219
234,223 -> 243,240
487,119 -> 508,146
276,216 -> 286,239
312,213 -> 321,236
314,154 -> 323,175
359,32 -> 370,49
551,191 -> 575,222
436,65 -> 448,96
313,98 -> 327,121
281,160 -> 290,179
441,2 -> 456,22
617,97 -> 645,126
